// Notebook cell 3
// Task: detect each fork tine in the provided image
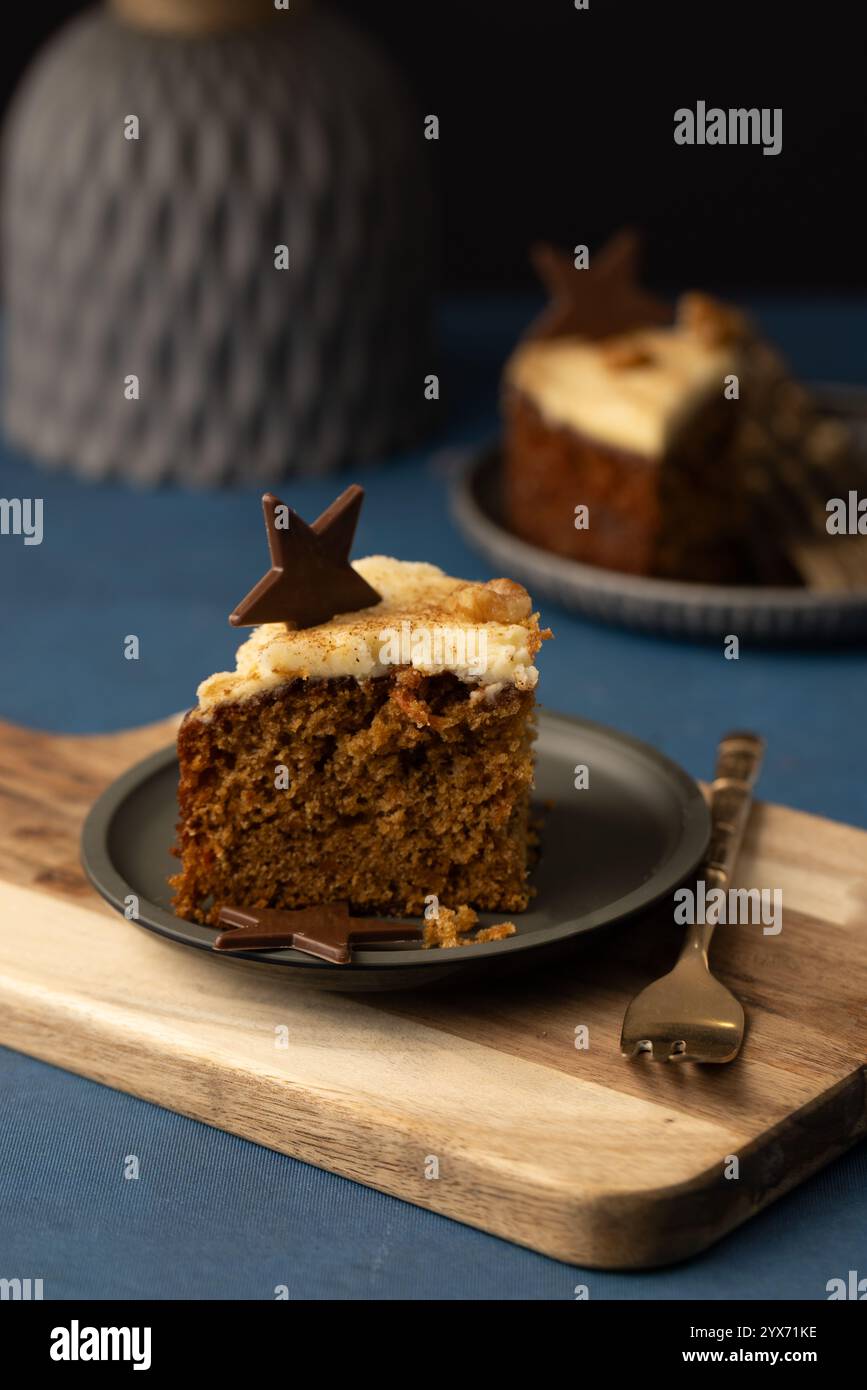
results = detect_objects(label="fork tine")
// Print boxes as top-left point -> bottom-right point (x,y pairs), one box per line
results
621,1036 -> 689,1061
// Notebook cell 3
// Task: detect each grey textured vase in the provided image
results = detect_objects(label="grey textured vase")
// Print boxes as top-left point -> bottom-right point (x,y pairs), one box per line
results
1,4 -> 436,485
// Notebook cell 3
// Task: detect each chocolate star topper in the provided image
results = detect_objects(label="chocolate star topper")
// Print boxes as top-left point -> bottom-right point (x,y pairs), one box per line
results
230,485 -> 381,631
214,903 -> 422,965
527,228 -> 674,342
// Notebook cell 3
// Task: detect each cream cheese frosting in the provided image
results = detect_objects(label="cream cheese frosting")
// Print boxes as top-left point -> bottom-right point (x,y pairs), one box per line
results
505,323 -> 740,456
195,557 -> 545,712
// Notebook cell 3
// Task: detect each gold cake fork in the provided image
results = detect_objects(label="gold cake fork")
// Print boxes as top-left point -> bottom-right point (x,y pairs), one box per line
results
620,731 -> 765,1064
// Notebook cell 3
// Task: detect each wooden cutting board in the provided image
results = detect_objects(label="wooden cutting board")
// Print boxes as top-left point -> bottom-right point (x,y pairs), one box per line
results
1,716 -> 865,1269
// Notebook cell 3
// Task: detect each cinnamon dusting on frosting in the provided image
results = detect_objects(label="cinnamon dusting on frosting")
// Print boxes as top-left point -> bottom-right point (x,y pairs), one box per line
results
195,557 -> 547,712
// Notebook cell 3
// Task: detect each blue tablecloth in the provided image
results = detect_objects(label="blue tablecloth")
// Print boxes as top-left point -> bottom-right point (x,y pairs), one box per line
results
1,296 -> 866,1299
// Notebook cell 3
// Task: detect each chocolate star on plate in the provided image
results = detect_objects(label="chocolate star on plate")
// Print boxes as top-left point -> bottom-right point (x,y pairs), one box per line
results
229,485 -> 381,631
214,903 -> 423,965
527,228 -> 674,341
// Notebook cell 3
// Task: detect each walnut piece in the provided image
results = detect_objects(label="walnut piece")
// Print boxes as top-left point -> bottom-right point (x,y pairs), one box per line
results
678,292 -> 750,346
453,577 -> 532,623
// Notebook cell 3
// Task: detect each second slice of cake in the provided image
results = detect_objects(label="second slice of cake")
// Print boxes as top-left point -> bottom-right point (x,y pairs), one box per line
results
171,491 -> 548,926
502,231 -> 854,586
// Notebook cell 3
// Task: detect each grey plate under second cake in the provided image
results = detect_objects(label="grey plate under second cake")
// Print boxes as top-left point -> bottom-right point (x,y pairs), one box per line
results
450,384 -> 867,644
81,711 -> 709,991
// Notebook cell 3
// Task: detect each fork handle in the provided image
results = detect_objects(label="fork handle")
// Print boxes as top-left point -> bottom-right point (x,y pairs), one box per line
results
681,731 -> 766,959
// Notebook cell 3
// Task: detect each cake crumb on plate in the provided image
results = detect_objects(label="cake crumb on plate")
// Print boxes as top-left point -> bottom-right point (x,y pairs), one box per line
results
423,904 -> 516,950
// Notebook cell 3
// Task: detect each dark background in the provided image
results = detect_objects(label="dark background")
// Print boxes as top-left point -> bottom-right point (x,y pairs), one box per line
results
3,0 -> 865,292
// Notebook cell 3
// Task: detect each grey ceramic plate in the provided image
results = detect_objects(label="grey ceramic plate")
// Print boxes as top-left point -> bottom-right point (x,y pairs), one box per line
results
80,711 -> 709,991
450,385 -> 867,643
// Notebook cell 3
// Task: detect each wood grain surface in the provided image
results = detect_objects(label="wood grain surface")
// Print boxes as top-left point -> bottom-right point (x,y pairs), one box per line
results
0,715 -> 865,1267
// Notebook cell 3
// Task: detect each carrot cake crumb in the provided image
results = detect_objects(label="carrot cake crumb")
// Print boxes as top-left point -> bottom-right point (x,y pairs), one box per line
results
423,904 -> 516,950
470,922 -> 516,944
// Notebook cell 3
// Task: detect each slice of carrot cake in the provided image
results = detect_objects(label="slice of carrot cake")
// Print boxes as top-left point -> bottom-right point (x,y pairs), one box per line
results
171,487 -> 548,925
502,230 -> 854,585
